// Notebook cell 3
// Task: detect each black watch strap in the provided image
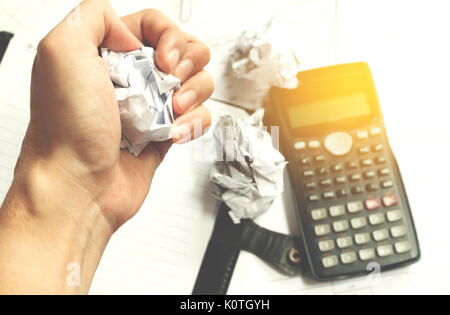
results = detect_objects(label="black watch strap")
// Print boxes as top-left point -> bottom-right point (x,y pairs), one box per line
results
192,203 -> 308,295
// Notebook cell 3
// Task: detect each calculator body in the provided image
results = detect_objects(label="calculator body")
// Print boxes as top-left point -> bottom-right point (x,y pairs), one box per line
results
267,62 -> 420,280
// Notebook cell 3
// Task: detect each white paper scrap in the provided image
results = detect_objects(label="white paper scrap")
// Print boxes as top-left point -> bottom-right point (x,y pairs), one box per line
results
102,46 -> 180,156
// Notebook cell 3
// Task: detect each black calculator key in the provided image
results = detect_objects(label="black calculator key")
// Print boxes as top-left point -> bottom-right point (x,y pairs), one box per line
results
300,157 -> 311,165
346,161 -> 358,169
335,176 -> 346,184
317,167 -> 329,176
378,168 -> 390,176
349,173 -> 362,182
360,159 -> 373,167
336,189 -> 349,197
320,179 -> 333,187
372,144 -> 383,152
332,164 -> 344,172
323,191 -> 335,200
363,171 -> 376,179
351,186 -> 363,194
366,183 -> 379,191
308,194 -> 320,203
381,180 -> 393,188
358,146 -> 370,154
375,156 -> 387,164
305,182 -> 317,190
303,170 -> 315,177
314,155 -> 326,163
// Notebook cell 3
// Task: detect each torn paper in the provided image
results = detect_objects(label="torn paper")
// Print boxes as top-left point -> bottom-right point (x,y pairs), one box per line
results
210,110 -> 287,224
102,46 -> 180,156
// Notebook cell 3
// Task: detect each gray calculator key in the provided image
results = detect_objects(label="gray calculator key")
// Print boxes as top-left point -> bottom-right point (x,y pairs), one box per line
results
373,228 -> 389,242
387,210 -> 403,222
377,244 -> 394,257
315,224 -> 331,236
351,217 -> 367,230
340,252 -> 357,264
369,213 -> 386,225
319,240 -> 335,252
354,233 -> 371,245
311,208 -> 328,221
394,241 -> 411,254
347,201 -> 364,213
329,205 -> 346,217
322,255 -> 339,268
336,236 -> 353,249
359,248 -> 376,261
333,220 -> 349,232
390,225 -> 407,238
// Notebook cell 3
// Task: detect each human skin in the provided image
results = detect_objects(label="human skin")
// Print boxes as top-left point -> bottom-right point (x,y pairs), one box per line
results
0,0 -> 214,294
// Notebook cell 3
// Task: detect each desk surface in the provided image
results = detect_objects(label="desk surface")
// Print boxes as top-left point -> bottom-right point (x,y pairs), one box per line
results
0,0 -> 449,294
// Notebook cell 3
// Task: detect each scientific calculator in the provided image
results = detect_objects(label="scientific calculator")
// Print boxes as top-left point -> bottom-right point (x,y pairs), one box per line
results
267,62 -> 420,280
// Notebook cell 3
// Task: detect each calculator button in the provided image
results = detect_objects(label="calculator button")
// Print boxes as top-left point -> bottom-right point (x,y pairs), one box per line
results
311,208 -> 328,221
340,252 -> 357,264
347,201 -> 364,213
363,171 -> 376,179
356,130 -> 369,140
359,248 -> 376,261
294,141 -> 306,150
369,213 -> 386,226
319,179 -> 333,187
372,144 -> 383,152
305,182 -> 317,190
365,198 -> 381,210
317,167 -> 329,176
387,210 -> 403,222
366,183 -> 379,191
314,224 -> 331,236
370,127 -> 382,136
361,159 -> 373,167
329,205 -> 346,217
336,189 -> 349,197
358,146 -> 370,155
300,157 -> 311,165
303,170 -> 315,177
324,132 -> 353,156
373,229 -> 389,242
390,225 -> 407,238
336,236 -> 353,249
319,240 -> 335,252
335,176 -> 347,184
323,191 -> 335,200
308,194 -> 320,203
375,156 -> 387,164
333,220 -> 349,232
377,245 -> 394,257
354,233 -> 371,245
332,164 -> 344,172
349,173 -> 362,182
346,161 -> 359,170
394,241 -> 411,254
378,168 -> 390,176
351,217 -> 367,230
351,186 -> 363,194
314,155 -> 326,163
382,194 -> 398,207
322,255 -> 339,268
381,180 -> 394,189
308,140 -> 320,149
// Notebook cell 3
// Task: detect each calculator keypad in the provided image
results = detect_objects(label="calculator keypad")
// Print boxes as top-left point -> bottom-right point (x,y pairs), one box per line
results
293,125 -> 414,271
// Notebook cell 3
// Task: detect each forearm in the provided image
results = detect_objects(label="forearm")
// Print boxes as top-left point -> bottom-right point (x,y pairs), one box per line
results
0,159 -> 113,294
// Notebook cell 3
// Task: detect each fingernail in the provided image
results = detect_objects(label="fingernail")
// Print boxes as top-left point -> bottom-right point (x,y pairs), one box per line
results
175,89 -> 198,112
171,123 -> 192,144
174,59 -> 194,80
168,49 -> 180,73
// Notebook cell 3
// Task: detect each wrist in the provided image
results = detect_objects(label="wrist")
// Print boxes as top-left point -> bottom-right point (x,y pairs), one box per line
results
0,156 -> 113,293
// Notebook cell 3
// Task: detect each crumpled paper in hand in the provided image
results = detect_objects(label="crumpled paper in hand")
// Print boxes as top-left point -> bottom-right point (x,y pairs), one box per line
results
230,19 -> 300,92
210,110 -> 287,224
102,46 -> 180,156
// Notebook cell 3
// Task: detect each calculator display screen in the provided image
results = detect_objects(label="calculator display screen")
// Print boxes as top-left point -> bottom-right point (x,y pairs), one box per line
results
287,93 -> 371,128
